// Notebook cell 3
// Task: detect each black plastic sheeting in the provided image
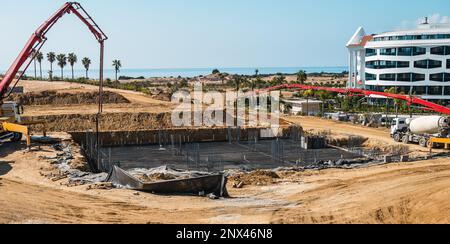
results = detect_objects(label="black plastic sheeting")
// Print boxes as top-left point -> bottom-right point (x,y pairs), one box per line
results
106,166 -> 229,197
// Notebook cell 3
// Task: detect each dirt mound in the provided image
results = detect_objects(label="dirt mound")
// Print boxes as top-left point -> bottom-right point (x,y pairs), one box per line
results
148,88 -> 172,102
23,112 -> 172,132
229,170 -> 280,186
327,135 -> 369,148
363,141 -> 410,155
12,91 -> 130,106
137,173 -> 177,183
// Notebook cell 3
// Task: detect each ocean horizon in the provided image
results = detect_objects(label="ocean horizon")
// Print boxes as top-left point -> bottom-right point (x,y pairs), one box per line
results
2,66 -> 348,80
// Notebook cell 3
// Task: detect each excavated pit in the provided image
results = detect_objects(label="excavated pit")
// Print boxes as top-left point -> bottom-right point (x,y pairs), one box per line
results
14,91 -> 371,173
70,126 -> 366,173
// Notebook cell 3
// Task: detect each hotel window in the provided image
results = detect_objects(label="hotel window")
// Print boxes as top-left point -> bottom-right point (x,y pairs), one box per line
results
367,85 -> 376,91
380,73 -> 396,81
430,73 -> 444,82
447,59 -> 450,69
412,73 -> 425,82
431,46 -> 446,55
445,73 -> 450,82
414,60 -> 428,69
397,61 -> 410,68
445,87 -> 450,95
428,60 -> 442,69
413,47 -> 426,56
373,34 -> 450,41
366,61 -> 398,69
428,86 -> 443,95
397,86 -> 410,94
415,60 -> 442,69
398,47 -> 413,56
380,61 -> 396,69
366,73 -> 376,80
397,73 -> 412,82
380,48 -> 396,56
366,49 -> 377,57
374,35 -> 450,42
412,86 -> 426,95
366,61 -> 376,69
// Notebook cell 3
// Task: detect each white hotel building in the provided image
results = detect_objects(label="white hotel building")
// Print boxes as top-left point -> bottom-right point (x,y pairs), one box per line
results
347,21 -> 450,104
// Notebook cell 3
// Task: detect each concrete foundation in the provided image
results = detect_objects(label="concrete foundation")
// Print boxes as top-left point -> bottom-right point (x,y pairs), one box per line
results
72,125 -> 362,173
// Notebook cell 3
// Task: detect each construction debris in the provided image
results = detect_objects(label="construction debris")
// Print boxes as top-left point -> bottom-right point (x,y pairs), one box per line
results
86,182 -> 114,191
106,165 -> 229,197
31,136 -> 62,144
41,143 -> 108,185
229,170 -> 280,186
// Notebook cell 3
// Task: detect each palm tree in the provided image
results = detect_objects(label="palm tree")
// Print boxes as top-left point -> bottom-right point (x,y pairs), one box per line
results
47,52 -> 56,81
56,54 -> 67,80
112,60 -> 122,81
255,69 -> 259,78
82,57 -> 91,79
68,53 -> 77,79
35,52 -> 44,79
296,70 -> 307,84
232,75 -> 243,92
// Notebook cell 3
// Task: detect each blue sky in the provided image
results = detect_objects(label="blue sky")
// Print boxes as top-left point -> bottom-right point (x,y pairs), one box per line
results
1,0 -> 449,71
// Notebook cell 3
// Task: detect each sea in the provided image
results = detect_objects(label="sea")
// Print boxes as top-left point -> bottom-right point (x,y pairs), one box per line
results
4,66 -> 348,80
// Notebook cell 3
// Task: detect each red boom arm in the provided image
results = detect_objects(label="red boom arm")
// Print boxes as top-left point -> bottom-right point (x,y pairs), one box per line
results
0,2 -> 107,99
263,84 -> 450,115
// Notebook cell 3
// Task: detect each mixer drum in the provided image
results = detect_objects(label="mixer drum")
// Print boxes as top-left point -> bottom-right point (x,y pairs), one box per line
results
409,116 -> 450,135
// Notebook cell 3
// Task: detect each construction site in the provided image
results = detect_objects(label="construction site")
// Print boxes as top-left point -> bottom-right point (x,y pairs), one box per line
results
2,2 -> 450,224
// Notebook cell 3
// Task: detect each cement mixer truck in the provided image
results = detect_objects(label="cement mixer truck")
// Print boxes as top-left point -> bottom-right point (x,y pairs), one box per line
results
391,116 -> 450,149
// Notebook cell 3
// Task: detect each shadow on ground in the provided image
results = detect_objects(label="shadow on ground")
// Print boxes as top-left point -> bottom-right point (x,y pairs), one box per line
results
0,142 -> 25,177
0,161 -> 13,177
0,142 -> 26,158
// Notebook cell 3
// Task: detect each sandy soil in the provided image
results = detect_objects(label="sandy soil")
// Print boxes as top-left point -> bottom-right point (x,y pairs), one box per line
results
1,117 -> 450,224
284,116 -> 438,156
15,80 -> 174,116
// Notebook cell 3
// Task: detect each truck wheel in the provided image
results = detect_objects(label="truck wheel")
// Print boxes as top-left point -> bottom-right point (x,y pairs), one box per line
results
393,133 -> 401,142
402,135 -> 409,144
419,138 -> 428,148
10,133 -> 22,142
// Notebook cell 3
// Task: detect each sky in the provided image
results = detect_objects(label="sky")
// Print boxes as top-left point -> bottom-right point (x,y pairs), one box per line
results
1,0 -> 450,71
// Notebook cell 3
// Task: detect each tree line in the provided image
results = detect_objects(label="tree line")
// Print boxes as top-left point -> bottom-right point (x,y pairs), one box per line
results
227,69 -> 309,92
30,51 -> 122,81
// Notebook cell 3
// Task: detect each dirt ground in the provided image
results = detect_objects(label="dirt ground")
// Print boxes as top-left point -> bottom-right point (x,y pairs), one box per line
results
1,116 -> 450,224
15,80 -> 175,116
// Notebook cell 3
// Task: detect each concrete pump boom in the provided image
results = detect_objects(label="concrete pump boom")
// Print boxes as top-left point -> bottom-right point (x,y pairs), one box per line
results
0,2 -> 108,100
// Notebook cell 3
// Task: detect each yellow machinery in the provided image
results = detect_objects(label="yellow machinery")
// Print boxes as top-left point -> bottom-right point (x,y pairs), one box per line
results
0,101 -> 30,145
0,101 -> 47,147
429,137 -> 450,150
